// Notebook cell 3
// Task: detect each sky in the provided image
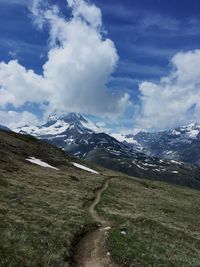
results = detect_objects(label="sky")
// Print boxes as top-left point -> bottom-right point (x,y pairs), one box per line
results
0,0 -> 200,132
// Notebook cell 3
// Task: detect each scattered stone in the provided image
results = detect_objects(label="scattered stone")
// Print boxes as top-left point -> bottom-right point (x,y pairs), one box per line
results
121,231 -> 127,235
104,226 -> 111,231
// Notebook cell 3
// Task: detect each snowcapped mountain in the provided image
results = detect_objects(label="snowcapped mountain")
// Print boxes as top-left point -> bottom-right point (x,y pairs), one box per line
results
16,112 -> 102,138
133,123 -> 200,166
173,123 -> 200,139
111,133 -> 143,152
14,113 -> 200,189
15,112 -> 138,159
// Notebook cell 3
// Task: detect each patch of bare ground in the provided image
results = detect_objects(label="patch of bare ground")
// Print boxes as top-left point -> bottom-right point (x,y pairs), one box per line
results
73,179 -> 118,267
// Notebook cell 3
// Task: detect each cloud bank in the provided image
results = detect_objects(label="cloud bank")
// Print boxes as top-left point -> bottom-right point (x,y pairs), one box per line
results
137,49 -> 200,129
0,110 -> 39,129
0,0 -> 130,128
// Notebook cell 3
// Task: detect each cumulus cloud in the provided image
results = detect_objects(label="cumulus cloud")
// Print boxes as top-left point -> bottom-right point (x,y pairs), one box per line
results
0,0 -> 130,126
67,0 -> 102,29
0,60 -> 48,107
136,49 -> 200,129
0,110 -> 40,129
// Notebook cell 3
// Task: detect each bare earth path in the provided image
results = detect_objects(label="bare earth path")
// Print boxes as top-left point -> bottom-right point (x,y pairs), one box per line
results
73,179 -> 119,267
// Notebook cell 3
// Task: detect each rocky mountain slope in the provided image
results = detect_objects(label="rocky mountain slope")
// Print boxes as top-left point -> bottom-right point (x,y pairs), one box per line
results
14,113 -> 200,189
133,123 -> 200,166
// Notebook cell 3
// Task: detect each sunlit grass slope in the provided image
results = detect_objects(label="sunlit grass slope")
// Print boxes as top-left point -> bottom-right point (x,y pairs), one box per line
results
97,177 -> 200,267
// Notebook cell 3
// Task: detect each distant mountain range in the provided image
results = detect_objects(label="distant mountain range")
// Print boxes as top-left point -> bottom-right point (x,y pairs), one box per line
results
13,112 -> 200,189
117,123 -> 200,166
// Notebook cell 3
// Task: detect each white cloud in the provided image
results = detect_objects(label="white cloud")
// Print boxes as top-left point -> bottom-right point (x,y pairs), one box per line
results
0,60 -> 48,107
0,110 -> 40,129
0,0 -> 130,125
137,49 -> 200,129
67,0 -> 102,29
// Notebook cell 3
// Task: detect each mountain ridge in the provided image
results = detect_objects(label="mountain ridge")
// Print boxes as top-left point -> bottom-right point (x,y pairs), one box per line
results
133,123 -> 200,166
13,112 -> 200,189
0,125 -> 11,132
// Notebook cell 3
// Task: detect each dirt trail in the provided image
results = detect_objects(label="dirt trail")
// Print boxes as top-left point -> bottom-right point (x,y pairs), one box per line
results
73,179 -> 118,267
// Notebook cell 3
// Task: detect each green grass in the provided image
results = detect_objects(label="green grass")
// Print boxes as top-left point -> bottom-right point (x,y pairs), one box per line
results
0,130 -> 104,267
2,130 -> 200,267
97,177 -> 200,267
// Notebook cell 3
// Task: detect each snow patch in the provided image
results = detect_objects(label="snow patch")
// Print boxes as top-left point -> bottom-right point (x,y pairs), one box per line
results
170,160 -> 182,165
81,119 -> 103,133
26,157 -> 59,170
189,129 -> 199,138
172,130 -> 180,136
17,120 -> 70,136
111,133 -> 141,147
166,151 -> 173,155
132,161 -> 147,170
171,171 -> 179,174
73,162 -> 99,174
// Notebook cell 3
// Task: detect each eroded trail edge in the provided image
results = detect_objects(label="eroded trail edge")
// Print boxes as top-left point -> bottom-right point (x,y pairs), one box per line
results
73,178 -> 118,267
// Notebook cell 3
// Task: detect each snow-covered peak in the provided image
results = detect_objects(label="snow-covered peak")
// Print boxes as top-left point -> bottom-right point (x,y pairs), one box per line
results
47,112 -> 84,123
174,122 -> 200,139
111,133 -> 142,152
111,133 -> 135,144
15,112 -> 103,137
46,112 -> 102,133
180,122 -> 198,129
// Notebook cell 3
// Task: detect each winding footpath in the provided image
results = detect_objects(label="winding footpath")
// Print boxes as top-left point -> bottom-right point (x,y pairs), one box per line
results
74,179 -> 118,267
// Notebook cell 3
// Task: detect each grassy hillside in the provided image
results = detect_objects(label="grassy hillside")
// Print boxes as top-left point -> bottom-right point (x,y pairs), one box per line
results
85,148 -> 200,190
97,177 -> 200,266
0,130 -> 105,266
1,129 -> 200,267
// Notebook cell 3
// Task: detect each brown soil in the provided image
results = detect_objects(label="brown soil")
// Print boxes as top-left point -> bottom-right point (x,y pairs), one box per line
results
73,179 -> 119,267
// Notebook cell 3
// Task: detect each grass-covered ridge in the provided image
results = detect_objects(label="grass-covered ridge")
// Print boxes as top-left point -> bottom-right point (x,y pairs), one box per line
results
1,129 -> 200,267
0,130 -> 104,266
97,177 -> 200,266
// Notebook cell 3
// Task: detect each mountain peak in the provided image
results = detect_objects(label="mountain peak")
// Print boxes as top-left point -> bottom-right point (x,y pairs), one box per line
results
47,112 -> 85,123
46,112 -> 101,133
15,112 -> 102,137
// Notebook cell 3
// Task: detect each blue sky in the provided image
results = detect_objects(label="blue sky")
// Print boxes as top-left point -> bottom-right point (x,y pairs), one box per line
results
0,0 -> 200,131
